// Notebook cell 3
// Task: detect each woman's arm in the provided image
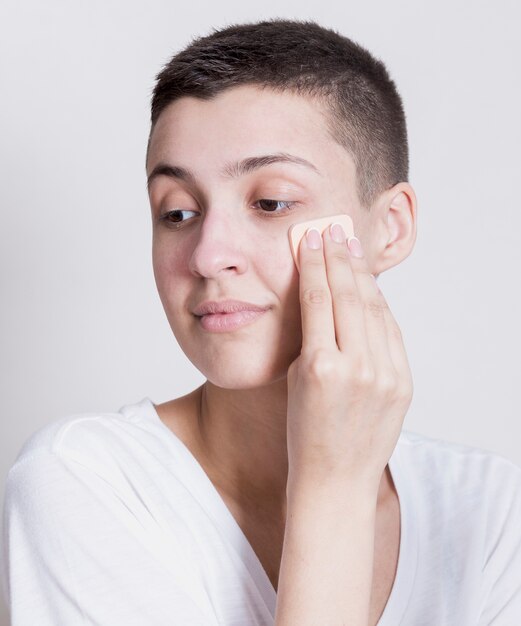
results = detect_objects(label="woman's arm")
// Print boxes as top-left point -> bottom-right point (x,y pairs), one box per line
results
275,478 -> 378,625
275,223 -> 413,624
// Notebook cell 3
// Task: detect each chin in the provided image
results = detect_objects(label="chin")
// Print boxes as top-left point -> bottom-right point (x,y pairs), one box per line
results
182,344 -> 293,390
172,317 -> 302,389
201,361 -> 285,390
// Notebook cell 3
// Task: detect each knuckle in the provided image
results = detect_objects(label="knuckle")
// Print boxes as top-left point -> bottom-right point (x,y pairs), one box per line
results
364,299 -> 387,318
351,363 -> 375,388
391,322 -> 403,342
377,373 -> 399,395
330,251 -> 350,264
307,350 -> 337,381
334,289 -> 359,305
301,287 -> 330,307
303,257 -> 324,268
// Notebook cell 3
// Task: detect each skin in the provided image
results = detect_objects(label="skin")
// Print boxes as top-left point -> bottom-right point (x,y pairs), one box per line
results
146,85 -> 417,619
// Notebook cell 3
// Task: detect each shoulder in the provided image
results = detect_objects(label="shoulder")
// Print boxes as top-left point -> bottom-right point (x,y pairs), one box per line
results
10,409 -> 125,467
5,398 -> 155,493
397,429 -> 521,477
3,399 -> 163,543
395,429 -> 521,513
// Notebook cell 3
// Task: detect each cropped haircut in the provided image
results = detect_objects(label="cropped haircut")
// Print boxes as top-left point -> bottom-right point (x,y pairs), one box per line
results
149,19 -> 409,210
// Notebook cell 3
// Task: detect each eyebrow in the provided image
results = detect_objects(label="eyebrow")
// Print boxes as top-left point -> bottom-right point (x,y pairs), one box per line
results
146,152 -> 322,190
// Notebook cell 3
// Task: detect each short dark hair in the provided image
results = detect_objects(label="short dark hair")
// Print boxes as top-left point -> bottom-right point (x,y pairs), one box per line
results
149,18 -> 409,210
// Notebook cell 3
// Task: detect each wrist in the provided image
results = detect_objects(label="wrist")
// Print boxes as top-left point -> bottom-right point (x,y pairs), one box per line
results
286,471 -> 380,509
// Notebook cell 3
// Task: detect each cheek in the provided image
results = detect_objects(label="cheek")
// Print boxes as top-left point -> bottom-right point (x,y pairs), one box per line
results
152,231 -> 191,268
151,243 -> 169,290
257,234 -> 301,314
151,238 -> 189,298
257,230 -> 296,279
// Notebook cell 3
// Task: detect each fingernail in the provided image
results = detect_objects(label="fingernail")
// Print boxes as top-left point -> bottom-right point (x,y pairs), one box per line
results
347,237 -> 363,258
329,222 -> 346,243
306,228 -> 322,249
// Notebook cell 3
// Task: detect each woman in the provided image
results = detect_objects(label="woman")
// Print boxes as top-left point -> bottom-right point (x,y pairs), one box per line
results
3,19 -> 521,626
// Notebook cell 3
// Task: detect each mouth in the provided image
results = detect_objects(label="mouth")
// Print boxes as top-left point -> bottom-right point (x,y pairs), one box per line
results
195,309 -> 269,333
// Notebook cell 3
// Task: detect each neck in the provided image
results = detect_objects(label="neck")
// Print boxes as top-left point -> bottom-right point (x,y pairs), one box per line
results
195,380 -> 290,507
160,379 -> 393,511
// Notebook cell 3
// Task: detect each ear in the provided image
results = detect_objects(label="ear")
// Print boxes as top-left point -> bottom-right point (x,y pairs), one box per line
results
369,182 -> 418,278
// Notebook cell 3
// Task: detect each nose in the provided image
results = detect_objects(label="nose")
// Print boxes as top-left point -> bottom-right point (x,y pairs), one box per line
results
188,209 -> 249,279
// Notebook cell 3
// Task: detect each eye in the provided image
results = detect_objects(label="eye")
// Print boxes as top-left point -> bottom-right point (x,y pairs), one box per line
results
253,199 -> 297,217
157,198 -> 297,229
157,209 -> 198,229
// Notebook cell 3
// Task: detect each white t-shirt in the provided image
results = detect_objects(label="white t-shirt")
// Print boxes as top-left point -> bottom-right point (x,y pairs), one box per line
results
2,396 -> 521,625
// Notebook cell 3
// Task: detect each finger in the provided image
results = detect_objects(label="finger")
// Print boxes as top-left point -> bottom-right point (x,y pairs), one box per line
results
342,233 -> 394,371
298,228 -> 337,352
338,229 -> 412,385
341,231 -> 411,386
321,223 -> 370,358
325,224 -> 394,377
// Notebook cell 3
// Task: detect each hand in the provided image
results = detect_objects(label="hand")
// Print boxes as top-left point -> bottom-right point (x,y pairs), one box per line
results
286,223 -> 414,493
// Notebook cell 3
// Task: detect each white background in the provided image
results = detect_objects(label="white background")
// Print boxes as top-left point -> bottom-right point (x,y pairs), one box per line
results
1,0 -> 520,623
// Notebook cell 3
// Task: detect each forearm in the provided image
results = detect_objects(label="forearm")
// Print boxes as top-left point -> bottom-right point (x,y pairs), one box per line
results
274,479 -> 378,626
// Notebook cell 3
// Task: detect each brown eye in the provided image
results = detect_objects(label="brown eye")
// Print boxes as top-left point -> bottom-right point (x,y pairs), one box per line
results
165,210 -> 183,222
158,209 -> 198,228
254,199 -> 296,215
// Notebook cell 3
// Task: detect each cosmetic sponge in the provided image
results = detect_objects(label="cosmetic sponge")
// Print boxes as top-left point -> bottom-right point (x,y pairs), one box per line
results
288,213 -> 355,272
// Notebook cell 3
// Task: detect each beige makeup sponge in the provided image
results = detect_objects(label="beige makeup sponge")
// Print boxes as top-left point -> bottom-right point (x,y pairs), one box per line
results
288,214 -> 355,272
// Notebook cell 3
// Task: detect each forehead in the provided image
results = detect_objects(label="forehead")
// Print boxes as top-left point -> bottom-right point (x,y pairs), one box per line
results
147,85 -> 354,182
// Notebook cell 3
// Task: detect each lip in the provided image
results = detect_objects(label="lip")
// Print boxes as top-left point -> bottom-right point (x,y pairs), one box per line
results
196,309 -> 269,333
192,299 -> 271,316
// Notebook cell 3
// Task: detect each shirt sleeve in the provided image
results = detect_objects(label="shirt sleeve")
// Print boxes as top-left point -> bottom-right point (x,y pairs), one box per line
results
1,449 -> 219,626
477,460 -> 521,624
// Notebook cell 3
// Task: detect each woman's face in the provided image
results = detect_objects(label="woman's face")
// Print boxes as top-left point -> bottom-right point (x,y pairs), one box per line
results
146,85 -> 365,389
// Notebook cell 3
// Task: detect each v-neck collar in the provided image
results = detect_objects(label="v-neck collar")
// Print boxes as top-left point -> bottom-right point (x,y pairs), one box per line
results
134,396 -> 418,624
